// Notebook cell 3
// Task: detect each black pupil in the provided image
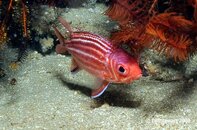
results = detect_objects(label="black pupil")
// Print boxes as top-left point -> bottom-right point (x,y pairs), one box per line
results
119,66 -> 125,73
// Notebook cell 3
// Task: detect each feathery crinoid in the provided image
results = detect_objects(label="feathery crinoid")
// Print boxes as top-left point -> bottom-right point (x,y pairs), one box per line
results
105,0 -> 153,25
106,0 -> 197,62
106,0 -> 157,55
111,23 -> 153,55
146,13 -> 193,61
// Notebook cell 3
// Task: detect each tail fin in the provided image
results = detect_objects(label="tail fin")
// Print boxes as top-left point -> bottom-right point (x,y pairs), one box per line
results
58,17 -> 73,34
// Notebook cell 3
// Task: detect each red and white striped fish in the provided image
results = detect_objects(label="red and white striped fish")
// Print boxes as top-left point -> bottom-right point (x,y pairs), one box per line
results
53,17 -> 142,98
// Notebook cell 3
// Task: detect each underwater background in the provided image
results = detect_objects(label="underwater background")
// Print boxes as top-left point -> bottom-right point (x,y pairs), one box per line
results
0,0 -> 197,129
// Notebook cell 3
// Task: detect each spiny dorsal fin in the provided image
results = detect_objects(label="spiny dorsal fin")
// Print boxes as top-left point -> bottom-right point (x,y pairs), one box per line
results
58,17 -> 73,34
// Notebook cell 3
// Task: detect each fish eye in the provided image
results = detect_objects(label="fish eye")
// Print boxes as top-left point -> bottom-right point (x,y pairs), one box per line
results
118,66 -> 126,74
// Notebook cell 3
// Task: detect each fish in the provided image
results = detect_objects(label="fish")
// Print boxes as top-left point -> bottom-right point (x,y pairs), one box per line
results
53,17 -> 142,98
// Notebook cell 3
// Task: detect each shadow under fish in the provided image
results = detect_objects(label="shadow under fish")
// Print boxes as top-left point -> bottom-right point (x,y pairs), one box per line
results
58,73 -> 141,108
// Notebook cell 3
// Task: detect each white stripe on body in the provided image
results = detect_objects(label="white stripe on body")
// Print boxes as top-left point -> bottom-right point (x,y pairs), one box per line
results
76,34 -> 112,49
70,38 -> 110,53
67,42 -> 105,57
68,47 -> 104,64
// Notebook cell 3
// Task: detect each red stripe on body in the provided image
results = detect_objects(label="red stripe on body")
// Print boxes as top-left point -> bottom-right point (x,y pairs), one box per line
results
67,40 -> 106,57
68,46 -> 105,69
65,31 -> 117,81
65,34 -> 111,77
71,32 -> 113,49
73,56 -> 106,76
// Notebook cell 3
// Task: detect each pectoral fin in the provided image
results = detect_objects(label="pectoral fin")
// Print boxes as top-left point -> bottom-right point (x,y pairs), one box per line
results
91,80 -> 110,98
70,58 -> 80,73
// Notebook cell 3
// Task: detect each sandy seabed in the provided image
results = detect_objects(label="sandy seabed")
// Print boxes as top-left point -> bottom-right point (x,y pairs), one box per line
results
0,52 -> 196,129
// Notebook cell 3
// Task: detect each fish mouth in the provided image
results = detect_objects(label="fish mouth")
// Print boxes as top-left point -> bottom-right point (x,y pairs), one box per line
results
130,74 -> 142,82
118,74 -> 142,83
135,74 -> 142,80
124,74 -> 142,83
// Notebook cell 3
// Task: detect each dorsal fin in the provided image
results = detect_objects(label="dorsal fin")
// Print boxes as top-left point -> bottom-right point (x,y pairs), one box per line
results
53,25 -> 65,45
58,17 -> 73,34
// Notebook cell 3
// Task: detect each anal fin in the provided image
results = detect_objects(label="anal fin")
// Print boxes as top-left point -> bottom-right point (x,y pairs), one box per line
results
91,80 -> 110,98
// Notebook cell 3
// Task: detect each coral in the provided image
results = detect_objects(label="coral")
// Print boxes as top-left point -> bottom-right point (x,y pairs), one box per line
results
0,0 -> 68,56
0,0 -> 29,48
39,37 -> 54,53
0,0 -> 68,79
106,0 -> 197,62
105,0 -> 153,25
145,13 -> 193,61
111,23 -> 153,55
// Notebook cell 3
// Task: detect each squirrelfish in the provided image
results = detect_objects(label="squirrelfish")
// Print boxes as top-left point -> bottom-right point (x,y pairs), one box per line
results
53,17 -> 142,98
